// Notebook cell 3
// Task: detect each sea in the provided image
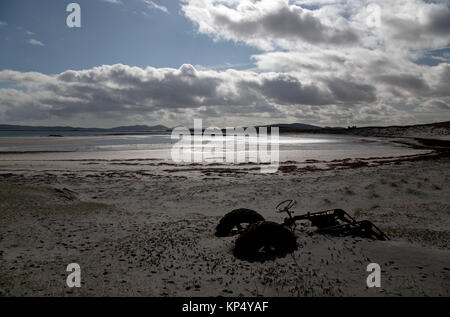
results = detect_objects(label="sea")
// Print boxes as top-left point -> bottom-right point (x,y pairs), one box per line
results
0,130 -> 426,163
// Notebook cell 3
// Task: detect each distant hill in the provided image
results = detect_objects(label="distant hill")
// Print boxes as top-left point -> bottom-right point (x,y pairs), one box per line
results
187,122 -> 322,133
0,122 -> 323,134
2,121 -> 448,139
345,121 -> 450,139
0,124 -> 170,132
109,125 -> 169,131
268,123 -> 321,130
244,122 -> 322,133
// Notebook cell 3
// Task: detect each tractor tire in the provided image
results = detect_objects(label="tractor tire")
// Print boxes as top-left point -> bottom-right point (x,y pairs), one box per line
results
234,221 -> 297,259
215,208 -> 265,237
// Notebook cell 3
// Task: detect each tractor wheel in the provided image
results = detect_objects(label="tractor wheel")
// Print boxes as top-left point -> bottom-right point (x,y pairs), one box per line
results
233,221 -> 297,259
215,208 -> 265,237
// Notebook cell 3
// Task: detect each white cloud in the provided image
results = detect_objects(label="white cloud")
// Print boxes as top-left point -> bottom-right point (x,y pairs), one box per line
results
178,0 -> 450,126
28,39 -> 45,46
0,62 -> 448,127
143,0 -> 169,14
182,0 -> 450,53
0,21 -> 7,28
181,0 -> 359,50
102,0 -> 122,4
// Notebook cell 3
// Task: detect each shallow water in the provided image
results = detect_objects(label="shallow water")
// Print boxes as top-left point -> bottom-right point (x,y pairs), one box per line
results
0,132 -> 426,163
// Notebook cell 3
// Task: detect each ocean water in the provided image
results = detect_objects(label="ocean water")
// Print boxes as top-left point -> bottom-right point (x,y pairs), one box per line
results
0,130 -> 117,137
0,131 -> 426,163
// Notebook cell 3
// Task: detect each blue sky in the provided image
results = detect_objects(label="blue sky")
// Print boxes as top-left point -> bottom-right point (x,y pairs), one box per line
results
0,0 -> 449,128
0,0 -> 258,74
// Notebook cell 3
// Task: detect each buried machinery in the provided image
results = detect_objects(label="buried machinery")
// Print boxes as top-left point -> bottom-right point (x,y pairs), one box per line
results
215,199 -> 389,259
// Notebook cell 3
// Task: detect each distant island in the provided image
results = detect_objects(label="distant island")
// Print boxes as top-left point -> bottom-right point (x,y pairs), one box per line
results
0,124 -> 170,133
1,121 -> 449,139
271,121 -> 450,139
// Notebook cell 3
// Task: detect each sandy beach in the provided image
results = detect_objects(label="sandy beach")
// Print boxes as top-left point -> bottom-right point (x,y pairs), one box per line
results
0,137 -> 449,297
1,0 -> 450,304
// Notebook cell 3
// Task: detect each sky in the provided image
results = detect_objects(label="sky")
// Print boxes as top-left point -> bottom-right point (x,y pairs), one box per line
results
0,0 -> 449,128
